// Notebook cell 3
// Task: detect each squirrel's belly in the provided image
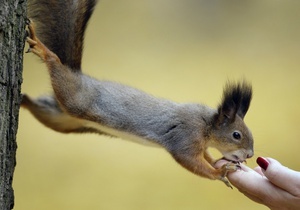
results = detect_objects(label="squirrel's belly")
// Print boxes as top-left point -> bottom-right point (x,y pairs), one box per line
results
84,120 -> 161,147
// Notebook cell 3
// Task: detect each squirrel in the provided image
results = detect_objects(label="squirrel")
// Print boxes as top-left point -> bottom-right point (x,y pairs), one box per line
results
23,0 -> 254,188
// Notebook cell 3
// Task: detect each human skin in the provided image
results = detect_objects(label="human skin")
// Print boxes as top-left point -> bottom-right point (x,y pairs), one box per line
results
215,157 -> 300,210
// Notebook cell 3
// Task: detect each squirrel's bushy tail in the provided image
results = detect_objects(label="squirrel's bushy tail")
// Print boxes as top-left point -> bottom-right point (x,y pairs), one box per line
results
28,0 -> 97,70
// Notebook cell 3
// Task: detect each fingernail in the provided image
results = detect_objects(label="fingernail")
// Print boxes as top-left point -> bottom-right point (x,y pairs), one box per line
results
256,157 -> 269,171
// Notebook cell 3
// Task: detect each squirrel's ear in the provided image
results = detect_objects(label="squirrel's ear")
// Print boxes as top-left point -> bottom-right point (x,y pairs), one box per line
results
214,96 -> 237,127
236,82 -> 252,119
214,81 -> 252,127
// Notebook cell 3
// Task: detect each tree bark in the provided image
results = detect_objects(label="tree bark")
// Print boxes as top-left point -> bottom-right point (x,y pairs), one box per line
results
0,0 -> 26,209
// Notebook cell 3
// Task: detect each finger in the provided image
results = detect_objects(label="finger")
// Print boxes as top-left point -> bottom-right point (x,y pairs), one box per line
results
214,159 -> 229,168
253,166 -> 264,176
228,162 -> 299,208
226,167 -> 267,192
226,167 -> 287,199
259,157 -> 300,196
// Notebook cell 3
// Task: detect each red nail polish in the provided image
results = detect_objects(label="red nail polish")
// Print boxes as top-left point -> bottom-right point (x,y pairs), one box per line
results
256,157 -> 269,170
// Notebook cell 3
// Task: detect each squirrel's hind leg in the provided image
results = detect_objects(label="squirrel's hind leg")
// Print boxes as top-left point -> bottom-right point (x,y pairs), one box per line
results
21,94 -> 94,133
26,21 -> 60,63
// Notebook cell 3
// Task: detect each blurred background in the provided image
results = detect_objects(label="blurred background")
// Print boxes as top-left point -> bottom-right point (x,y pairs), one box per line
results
15,0 -> 300,209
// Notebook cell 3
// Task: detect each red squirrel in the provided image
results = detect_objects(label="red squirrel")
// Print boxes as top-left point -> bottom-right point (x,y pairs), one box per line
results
23,0 -> 253,188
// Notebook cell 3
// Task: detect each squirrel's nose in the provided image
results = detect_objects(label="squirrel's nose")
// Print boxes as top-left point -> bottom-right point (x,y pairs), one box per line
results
246,150 -> 254,159
246,154 -> 253,158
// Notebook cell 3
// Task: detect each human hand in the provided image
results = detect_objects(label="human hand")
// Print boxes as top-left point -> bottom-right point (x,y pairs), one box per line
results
215,157 -> 300,210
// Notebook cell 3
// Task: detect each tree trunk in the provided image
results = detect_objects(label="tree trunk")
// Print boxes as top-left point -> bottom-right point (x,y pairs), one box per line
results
0,0 -> 26,209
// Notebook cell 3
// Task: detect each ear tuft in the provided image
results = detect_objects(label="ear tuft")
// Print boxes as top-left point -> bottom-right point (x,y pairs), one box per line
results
215,80 -> 252,126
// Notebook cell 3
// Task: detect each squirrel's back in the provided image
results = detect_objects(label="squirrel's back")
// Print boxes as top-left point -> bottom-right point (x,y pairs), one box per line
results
28,0 -> 97,70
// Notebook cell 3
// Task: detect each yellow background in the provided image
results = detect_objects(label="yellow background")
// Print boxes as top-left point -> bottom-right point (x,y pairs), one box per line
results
15,0 -> 300,209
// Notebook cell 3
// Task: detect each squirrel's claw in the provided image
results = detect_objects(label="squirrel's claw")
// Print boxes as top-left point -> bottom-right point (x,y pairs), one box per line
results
26,37 -> 37,48
219,162 -> 241,189
26,20 -> 39,54
25,18 -> 31,26
26,22 -> 37,46
25,37 -> 37,53
220,177 -> 233,189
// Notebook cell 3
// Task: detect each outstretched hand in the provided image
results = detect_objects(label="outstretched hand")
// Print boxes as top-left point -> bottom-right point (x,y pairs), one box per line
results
215,157 -> 300,210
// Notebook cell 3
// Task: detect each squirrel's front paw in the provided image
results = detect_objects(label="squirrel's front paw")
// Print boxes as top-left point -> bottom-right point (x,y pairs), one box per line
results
219,162 -> 241,189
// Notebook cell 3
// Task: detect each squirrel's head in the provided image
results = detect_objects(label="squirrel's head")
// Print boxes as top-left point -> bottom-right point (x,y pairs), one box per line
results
209,81 -> 253,163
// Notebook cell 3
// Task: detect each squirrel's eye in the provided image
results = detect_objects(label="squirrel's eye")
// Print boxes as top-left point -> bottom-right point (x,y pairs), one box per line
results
232,131 -> 241,140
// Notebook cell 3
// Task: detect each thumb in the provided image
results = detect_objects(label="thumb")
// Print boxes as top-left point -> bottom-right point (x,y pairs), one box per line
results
257,157 -> 300,195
